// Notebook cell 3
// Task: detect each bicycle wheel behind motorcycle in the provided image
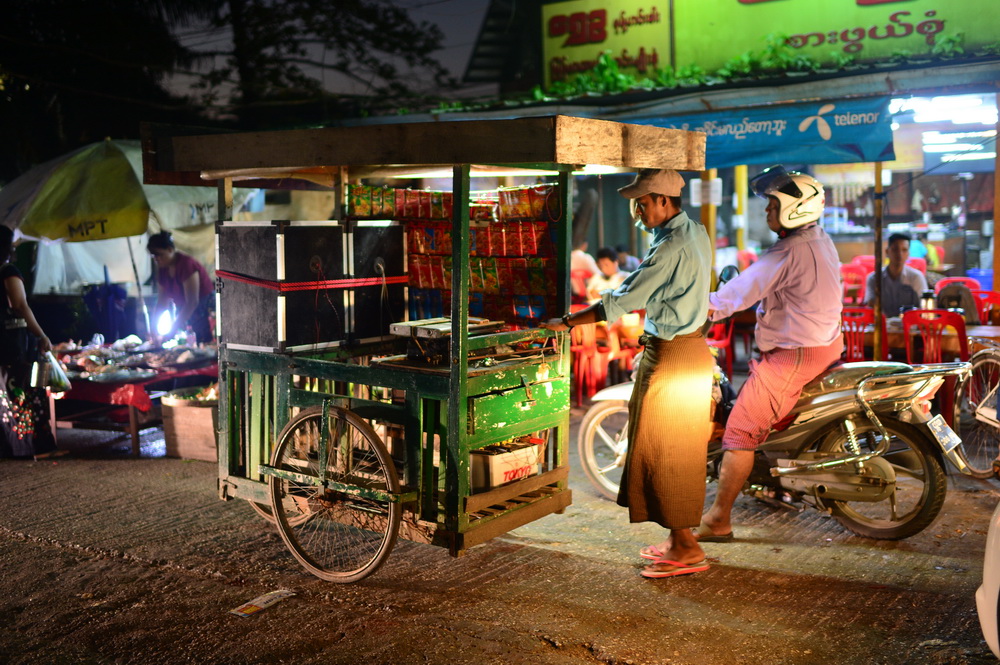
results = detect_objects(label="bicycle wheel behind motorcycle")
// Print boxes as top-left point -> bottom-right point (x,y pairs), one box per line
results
817,419 -> 946,540
953,350 -> 1000,479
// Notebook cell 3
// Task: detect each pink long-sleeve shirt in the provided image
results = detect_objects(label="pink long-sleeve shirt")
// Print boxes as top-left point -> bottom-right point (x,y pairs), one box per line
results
709,224 -> 842,352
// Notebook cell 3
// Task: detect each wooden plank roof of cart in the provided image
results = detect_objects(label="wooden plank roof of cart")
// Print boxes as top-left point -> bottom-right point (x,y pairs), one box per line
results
141,116 -> 705,187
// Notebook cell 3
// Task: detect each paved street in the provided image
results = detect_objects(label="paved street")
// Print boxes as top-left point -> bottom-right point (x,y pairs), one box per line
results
1,403 -> 998,665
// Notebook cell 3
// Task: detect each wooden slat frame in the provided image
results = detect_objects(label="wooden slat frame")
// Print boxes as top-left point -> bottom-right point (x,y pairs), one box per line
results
143,116 -> 705,185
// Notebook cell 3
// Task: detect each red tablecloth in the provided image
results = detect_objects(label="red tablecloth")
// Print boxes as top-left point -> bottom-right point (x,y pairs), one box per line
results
62,363 -> 219,412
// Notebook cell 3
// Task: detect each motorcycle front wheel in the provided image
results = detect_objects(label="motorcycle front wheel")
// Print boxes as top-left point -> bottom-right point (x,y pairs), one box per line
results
817,419 -> 946,540
578,400 -> 629,500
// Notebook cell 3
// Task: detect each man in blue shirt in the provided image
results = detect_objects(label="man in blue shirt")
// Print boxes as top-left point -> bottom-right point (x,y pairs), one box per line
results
864,233 -> 928,317
544,169 -> 714,579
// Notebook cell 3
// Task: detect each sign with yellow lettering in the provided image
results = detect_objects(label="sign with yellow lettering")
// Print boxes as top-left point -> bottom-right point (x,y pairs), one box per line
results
541,0 -> 670,88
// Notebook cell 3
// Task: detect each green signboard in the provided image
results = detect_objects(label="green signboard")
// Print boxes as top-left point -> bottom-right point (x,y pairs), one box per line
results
541,0 -> 995,87
676,0 -> 988,73
541,0 -> 672,87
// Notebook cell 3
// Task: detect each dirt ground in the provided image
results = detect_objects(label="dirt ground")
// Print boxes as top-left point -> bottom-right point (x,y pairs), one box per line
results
1,414 -> 999,665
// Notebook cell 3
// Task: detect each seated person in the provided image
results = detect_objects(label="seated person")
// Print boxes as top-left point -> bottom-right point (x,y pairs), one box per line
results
863,232 -> 928,317
615,244 -> 641,272
586,246 -> 628,303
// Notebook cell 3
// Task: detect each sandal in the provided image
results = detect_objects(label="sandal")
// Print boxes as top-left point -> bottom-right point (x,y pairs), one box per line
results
641,559 -> 710,579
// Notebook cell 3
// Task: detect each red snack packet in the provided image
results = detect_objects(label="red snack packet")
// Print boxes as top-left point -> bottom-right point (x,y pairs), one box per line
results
441,256 -> 453,290
510,258 -> 529,295
469,257 -> 484,293
482,257 -> 500,294
496,258 -> 512,294
432,221 -> 452,255
409,255 -> 426,289
443,192 -> 453,220
404,189 -> 420,218
418,190 -> 432,219
529,184 -> 559,221
488,221 -> 505,257
395,189 -> 407,219
379,187 -> 395,217
430,191 -> 444,220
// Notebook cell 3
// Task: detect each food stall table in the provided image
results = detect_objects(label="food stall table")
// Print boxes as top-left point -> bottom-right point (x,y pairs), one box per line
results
51,363 -> 218,456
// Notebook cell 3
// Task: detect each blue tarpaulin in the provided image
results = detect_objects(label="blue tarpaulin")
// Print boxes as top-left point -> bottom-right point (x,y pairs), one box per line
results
626,97 -> 895,168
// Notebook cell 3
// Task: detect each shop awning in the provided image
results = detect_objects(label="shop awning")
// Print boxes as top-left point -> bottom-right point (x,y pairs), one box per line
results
623,97 -> 896,169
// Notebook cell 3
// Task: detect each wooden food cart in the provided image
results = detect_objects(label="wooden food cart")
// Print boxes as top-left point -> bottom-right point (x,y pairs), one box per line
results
143,116 -> 705,583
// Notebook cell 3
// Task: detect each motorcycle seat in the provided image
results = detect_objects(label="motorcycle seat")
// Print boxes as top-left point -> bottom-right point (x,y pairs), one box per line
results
799,361 -> 913,398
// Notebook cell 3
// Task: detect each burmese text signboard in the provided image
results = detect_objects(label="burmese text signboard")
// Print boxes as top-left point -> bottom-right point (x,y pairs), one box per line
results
541,0 -> 670,87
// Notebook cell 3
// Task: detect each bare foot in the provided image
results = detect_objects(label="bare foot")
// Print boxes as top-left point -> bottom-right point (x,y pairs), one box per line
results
640,528 -> 704,564
642,520 -> 732,557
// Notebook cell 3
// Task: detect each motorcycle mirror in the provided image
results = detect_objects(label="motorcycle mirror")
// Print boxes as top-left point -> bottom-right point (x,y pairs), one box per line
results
719,265 -> 740,285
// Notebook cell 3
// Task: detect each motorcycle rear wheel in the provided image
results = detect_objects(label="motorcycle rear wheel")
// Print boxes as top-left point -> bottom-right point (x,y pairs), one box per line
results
817,419 -> 946,540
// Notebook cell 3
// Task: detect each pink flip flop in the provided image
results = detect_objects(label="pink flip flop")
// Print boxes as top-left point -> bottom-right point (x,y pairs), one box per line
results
639,544 -> 665,560
640,559 -> 710,579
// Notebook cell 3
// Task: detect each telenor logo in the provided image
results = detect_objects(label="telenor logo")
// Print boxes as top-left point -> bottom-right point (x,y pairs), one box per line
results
799,103 -> 835,141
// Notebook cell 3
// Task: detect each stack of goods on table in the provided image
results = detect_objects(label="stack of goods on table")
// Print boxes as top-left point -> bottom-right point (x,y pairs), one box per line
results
348,184 -> 559,328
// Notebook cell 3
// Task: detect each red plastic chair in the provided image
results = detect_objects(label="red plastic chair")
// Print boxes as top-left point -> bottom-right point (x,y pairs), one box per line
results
934,276 -> 981,295
852,255 -> 877,274
841,307 -> 888,361
901,308 -> 969,363
570,323 -> 609,406
905,257 -> 927,275
570,269 -> 594,305
605,315 -> 644,384
706,318 -> 735,378
970,290 -> 1000,324
736,249 -> 758,272
932,245 -> 946,268
840,263 -> 868,305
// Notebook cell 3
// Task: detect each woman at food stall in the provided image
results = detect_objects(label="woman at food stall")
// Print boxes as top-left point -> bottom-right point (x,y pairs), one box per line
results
0,225 -> 60,459
147,231 -> 214,345
543,169 -> 715,579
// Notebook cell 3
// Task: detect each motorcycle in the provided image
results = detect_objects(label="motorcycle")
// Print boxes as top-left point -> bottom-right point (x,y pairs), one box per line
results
578,358 -> 973,540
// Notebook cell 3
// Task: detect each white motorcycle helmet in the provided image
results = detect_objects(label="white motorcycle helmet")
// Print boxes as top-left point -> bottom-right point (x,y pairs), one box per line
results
749,165 -> 825,228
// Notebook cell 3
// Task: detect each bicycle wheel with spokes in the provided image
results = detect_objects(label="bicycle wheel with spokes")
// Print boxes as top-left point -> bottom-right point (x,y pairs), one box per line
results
268,406 -> 401,583
954,351 -> 1000,478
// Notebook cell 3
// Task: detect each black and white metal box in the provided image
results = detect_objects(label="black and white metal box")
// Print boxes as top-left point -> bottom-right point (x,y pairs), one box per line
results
216,220 -> 405,353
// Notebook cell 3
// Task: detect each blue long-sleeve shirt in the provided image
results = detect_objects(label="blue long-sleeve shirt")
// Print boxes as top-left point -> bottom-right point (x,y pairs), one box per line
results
600,211 -> 712,340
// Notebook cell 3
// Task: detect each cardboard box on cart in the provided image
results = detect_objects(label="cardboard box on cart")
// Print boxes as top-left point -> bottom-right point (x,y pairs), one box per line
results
470,437 -> 545,492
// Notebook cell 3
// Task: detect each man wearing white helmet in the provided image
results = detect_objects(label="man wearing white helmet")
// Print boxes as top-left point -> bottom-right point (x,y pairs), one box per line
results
677,165 -> 842,544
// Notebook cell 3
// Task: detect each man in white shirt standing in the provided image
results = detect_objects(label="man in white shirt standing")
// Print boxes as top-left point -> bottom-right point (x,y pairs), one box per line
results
863,232 -> 928,317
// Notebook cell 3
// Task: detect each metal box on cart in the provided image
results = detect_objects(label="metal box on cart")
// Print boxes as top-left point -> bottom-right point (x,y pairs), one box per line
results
216,220 -> 405,352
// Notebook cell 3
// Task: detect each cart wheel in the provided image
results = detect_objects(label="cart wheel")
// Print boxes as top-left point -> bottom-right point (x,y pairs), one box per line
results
268,405 -> 401,583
